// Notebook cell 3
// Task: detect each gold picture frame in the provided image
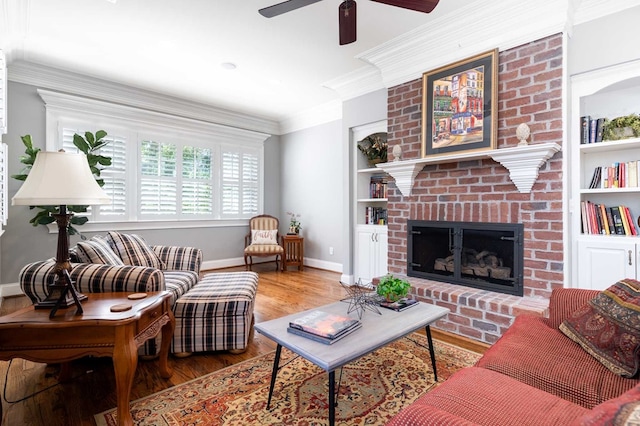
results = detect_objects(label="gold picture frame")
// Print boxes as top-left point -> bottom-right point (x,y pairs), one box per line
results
421,49 -> 498,158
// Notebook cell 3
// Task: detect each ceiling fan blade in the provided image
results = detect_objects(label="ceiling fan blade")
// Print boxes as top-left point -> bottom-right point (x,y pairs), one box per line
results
339,1 -> 357,45
370,0 -> 439,14
259,0 -> 324,18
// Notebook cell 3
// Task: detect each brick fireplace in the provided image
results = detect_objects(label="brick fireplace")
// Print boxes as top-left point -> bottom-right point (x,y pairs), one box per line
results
385,33 -> 563,344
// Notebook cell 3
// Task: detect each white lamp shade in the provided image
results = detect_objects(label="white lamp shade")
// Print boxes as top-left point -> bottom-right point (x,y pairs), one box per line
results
12,151 -> 111,206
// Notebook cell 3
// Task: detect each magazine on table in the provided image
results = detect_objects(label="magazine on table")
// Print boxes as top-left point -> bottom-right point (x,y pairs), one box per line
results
289,310 -> 361,339
287,321 -> 362,344
379,298 -> 419,312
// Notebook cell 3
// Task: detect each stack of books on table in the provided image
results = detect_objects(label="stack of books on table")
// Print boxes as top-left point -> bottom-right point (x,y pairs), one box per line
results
379,298 -> 419,312
287,310 -> 361,344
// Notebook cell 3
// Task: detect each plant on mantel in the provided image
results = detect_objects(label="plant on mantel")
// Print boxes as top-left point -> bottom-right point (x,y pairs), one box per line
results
12,131 -> 112,235
357,132 -> 388,166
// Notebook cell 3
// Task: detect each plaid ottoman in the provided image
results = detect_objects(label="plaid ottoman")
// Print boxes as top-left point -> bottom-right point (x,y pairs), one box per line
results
172,271 -> 259,354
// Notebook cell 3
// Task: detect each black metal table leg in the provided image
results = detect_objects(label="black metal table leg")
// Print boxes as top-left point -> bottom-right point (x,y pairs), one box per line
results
328,370 -> 335,426
425,325 -> 438,382
266,344 -> 282,409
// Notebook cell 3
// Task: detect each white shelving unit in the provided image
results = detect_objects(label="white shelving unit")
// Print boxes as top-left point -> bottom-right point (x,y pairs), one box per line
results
570,59 -> 640,290
352,120 -> 388,284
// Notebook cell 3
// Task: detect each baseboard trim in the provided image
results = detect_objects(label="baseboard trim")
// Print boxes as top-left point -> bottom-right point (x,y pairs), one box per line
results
428,328 -> 490,354
0,283 -> 24,298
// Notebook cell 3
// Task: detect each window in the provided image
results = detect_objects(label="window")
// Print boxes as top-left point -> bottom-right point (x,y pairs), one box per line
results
41,90 -> 268,228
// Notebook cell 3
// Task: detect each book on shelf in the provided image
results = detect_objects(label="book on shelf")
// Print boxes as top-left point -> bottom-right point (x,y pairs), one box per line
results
289,310 -> 361,340
369,174 -> 388,199
365,206 -> 387,225
582,202 -> 639,236
589,160 -> 640,189
287,322 -> 362,344
379,298 -> 419,311
580,115 -> 590,144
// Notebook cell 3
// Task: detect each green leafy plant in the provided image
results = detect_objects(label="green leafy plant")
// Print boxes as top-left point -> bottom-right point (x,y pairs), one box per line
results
287,211 -> 301,234
603,114 -> 640,141
357,133 -> 388,165
376,274 -> 411,302
12,131 -> 112,235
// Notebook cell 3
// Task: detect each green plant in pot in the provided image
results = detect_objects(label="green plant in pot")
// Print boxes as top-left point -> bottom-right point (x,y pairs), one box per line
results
376,274 -> 411,302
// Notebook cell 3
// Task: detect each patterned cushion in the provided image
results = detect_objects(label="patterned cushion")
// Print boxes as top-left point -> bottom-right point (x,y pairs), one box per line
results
574,383 -> 640,425
251,229 -> 278,245
76,236 -> 124,266
560,278 -> 640,378
106,231 -> 165,270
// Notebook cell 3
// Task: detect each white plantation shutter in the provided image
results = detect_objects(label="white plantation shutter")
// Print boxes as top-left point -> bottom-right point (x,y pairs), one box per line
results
221,147 -> 259,217
182,146 -> 213,215
0,50 -> 6,134
140,140 -> 177,216
0,142 -> 7,227
61,127 -> 128,220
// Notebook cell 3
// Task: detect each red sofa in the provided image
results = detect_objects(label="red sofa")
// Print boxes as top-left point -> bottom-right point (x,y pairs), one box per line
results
387,288 -> 640,426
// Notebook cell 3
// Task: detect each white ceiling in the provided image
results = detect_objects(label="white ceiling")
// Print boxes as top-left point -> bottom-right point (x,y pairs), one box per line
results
2,0 -> 639,130
0,0 -> 465,123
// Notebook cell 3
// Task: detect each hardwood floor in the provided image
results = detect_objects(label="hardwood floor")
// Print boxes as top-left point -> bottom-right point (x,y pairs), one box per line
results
0,264 -> 486,426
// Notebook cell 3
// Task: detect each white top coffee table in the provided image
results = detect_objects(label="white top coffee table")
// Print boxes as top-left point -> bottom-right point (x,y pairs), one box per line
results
255,300 -> 449,426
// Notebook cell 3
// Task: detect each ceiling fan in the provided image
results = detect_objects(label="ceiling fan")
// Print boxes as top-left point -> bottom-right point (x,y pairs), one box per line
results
259,0 -> 440,45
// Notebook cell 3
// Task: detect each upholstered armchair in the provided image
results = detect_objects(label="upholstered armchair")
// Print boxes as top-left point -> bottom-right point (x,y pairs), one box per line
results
244,215 -> 284,271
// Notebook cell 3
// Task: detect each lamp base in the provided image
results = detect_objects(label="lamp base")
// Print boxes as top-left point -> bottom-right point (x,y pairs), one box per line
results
35,270 -> 87,318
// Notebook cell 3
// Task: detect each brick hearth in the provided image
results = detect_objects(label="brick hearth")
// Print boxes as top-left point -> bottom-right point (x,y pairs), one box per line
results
385,34 -> 563,344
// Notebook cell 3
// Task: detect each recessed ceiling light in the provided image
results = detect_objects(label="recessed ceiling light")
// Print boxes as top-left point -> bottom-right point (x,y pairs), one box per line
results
221,62 -> 237,70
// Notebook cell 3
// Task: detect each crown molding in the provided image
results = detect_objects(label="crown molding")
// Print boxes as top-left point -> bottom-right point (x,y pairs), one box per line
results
323,66 -> 385,102
357,0 -> 570,90
279,99 -> 342,135
8,60 -> 280,136
572,0 -> 640,25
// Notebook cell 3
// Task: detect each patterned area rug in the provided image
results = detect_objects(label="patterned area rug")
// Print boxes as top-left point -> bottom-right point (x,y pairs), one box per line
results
95,335 -> 480,426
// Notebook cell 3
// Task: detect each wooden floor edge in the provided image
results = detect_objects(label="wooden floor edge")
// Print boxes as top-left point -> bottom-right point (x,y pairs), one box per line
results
430,328 -> 490,354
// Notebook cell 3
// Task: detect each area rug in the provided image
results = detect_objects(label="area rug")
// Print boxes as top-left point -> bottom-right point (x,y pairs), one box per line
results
95,335 -> 480,426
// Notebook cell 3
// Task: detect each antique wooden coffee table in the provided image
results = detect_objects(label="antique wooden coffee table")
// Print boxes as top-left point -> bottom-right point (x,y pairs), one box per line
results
255,300 -> 449,426
0,291 -> 174,426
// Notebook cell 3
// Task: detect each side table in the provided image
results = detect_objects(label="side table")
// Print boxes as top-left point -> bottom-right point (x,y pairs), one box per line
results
0,291 -> 174,426
281,234 -> 304,271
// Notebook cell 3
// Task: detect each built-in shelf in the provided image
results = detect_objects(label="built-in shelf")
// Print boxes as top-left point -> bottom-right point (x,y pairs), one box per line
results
376,142 -> 561,196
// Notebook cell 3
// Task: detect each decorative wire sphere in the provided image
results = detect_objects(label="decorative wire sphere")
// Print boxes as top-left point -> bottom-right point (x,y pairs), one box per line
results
516,123 -> 531,146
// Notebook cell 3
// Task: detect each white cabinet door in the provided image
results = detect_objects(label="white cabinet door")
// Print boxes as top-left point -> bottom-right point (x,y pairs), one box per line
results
355,226 -> 388,283
577,239 -> 636,290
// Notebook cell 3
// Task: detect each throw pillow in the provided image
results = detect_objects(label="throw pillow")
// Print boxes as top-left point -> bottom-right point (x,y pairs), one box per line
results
76,236 -> 125,266
106,231 -> 165,270
251,229 -> 278,245
559,278 -> 640,378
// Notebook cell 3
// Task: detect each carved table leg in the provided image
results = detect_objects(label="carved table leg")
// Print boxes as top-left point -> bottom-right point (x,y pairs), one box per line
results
158,311 -> 175,378
113,326 -> 137,426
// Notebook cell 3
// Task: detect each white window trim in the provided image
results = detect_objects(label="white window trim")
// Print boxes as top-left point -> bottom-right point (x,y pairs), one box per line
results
39,89 -> 270,232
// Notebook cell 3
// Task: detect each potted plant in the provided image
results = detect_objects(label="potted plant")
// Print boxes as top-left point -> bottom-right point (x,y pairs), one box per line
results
603,113 -> 640,141
357,132 -> 388,167
376,274 -> 411,302
287,211 -> 301,235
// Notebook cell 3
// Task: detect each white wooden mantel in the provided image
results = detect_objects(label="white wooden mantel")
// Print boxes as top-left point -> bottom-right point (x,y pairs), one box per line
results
376,142 -> 561,196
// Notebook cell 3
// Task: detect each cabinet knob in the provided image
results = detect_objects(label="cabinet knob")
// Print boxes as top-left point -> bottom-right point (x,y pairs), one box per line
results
629,250 -> 633,266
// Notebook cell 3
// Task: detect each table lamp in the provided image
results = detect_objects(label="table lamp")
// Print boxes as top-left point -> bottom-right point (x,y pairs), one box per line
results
12,150 -> 110,317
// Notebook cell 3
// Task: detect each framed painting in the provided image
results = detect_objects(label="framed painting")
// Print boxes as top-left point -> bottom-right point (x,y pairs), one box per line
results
421,49 -> 498,158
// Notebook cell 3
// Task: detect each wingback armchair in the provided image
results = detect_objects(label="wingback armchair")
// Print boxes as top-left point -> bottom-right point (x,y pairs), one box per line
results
244,215 -> 284,271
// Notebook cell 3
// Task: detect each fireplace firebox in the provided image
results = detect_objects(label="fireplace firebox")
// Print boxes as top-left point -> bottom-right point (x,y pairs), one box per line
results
408,221 -> 524,296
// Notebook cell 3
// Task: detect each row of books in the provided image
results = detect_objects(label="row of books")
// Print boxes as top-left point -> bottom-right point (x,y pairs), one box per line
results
580,116 -> 606,144
369,175 -> 388,199
365,207 -> 387,225
588,162 -> 640,189
580,201 -> 638,236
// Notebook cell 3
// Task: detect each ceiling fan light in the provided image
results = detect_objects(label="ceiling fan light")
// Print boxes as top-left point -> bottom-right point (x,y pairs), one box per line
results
339,0 -> 357,45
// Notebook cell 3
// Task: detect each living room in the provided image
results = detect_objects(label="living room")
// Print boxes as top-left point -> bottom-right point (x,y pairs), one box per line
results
0,0 -> 640,424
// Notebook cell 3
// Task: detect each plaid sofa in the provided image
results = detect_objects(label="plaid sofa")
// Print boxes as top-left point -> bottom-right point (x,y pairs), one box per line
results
19,242 -> 202,356
387,288 -> 640,426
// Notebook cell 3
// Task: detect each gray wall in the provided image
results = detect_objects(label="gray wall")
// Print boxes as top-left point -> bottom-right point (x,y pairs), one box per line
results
1,81 -> 281,284
280,120 -> 343,269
